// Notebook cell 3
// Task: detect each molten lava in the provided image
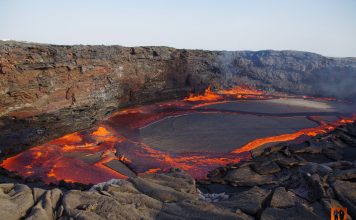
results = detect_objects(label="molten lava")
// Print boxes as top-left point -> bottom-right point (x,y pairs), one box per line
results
185,85 -> 266,102
185,87 -> 223,101
220,85 -> 264,99
231,116 -> 356,154
2,127 -> 128,183
1,85 -> 355,184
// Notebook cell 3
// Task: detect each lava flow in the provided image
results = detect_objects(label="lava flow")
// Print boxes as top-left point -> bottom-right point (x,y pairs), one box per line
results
2,85 -> 356,184
220,85 -> 265,99
185,87 -> 223,101
232,115 -> 356,154
2,127 -> 129,183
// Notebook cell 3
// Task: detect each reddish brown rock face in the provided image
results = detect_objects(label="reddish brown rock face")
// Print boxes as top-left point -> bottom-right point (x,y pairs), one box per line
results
0,45 -> 208,119
0,43 -> 222,154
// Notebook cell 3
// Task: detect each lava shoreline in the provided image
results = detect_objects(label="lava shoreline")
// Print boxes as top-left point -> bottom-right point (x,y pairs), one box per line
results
0,120 -> 355,219
1,87 -> 356,184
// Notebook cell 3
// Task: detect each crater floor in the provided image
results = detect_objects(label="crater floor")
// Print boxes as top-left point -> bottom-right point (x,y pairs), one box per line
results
140,98 -> 355,153
2,90 -> 355,184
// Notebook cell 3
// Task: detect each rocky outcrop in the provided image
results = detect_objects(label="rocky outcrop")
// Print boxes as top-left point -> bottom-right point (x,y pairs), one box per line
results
198,122 -> 356,219
0,169 -> 244,220
1,41 -> 356,155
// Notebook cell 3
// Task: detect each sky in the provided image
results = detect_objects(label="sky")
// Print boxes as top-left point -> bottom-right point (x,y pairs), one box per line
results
0,0 -> 355,57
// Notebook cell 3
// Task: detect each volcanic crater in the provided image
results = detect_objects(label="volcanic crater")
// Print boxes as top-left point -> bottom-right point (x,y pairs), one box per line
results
1,41 -> 356,219
2,85 -> 355,184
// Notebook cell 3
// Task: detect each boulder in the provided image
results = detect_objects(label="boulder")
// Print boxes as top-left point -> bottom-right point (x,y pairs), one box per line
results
33,187 -> 46,203
322,147 -> 342,161
218,186 -> 271,215
298,163 -> 332,201
332,180 -> 356,218
309,202 -> 330,219
62,189 -> 162,220
26,189 -> 63,220
303,173 -> 328,201
140,168 -> 196,194
0,195 -> 22,220
330,168 -> 356,181
323,161 -> 354,170
223,166 -> 275,186
289,142 -> 323,154
270,187 -> 295,208
0,183 -> 34,220
299,162 -> 332,178
274,155 -> 301,168
158,199 -> 242,220
261,204 -> 323,220
130,177 -> 196,202
251,160 -> 281,175
235,209 -> 254,220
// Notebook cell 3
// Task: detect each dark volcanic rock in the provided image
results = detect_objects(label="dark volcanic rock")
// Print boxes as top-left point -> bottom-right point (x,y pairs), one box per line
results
260,204 -> 322,220
251,160 -> 281,175
332,180 -> 356,218
270,187 -> 295,208
218,186 -> 271,215
223,166 -> 276,186
202,122 -> 356,219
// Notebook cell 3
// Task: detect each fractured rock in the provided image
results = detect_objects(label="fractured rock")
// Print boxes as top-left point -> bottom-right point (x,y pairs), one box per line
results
299,162 -> 332,178
0,183 -> 34,220
330,168 -> 356,181
323,161 -> 354,170
63,189 -> 162,220
274,154 -> 301,168
251,159 -> 281,175
140,168 -> 196,194
130,177 -> 196,202
223,166 -> 275,186
235,209 -> 254,220
270,187 -> 295,208
322,147 -> 342,161
218,186 -> 271,215
26,188 -> 63,220
158,199 -> 241,220
261,204 -> 323,220
332,180 -> 356,218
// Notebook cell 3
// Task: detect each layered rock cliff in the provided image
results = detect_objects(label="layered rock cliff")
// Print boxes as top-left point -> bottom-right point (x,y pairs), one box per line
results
1,41 -> 356,155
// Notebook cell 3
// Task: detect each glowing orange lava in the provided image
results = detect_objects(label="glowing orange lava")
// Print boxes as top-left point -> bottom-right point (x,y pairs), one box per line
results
186,85 -> 269,103
1,85 -> 355,184
185,87 -> 223,101
232,116 -> 356,154
1,126 -> 128,184
92,126 -> 110,136
220,85 -> 264,97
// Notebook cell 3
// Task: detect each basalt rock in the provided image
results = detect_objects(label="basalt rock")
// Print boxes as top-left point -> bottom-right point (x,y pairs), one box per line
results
218,186 -> 271,215
260,204 -> 322,220
223,166 -> 276,186
270,187 -> 295,208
